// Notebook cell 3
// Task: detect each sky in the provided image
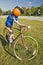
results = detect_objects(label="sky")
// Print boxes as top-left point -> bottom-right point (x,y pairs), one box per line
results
0,0 -> 43,11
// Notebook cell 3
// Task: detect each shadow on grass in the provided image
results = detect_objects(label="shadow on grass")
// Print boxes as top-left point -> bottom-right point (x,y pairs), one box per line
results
0,34 -> 16,58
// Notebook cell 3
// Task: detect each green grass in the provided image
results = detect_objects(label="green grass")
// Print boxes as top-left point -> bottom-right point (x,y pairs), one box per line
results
0,18 -> 43,65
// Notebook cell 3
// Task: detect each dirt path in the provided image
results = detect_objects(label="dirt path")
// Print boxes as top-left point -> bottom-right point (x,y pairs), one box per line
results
0,16 -> 43,21
19,16 -> 43,21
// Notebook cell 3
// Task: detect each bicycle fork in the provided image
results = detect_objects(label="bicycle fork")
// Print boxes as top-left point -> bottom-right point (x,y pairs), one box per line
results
21,34 -> 28,50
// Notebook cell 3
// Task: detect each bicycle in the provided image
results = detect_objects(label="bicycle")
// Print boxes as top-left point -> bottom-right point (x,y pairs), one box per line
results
3,26 -> 38,61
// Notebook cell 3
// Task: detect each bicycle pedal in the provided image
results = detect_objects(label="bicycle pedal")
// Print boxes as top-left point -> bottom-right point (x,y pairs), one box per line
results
25,46 -> 28,50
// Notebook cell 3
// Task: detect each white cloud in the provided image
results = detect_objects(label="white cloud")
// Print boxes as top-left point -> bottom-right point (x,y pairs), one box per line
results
28,2 -> 32,5
16,0 -> 19,2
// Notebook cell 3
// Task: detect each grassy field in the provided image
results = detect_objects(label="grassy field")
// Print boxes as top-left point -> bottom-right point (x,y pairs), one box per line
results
0,18 -> 43,65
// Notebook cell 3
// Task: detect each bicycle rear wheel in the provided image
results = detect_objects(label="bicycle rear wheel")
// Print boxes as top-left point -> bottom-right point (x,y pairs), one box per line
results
13,36 -> 38,60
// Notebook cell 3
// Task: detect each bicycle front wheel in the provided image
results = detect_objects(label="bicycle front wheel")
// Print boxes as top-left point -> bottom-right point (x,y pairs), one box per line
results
13,36 -> 38,60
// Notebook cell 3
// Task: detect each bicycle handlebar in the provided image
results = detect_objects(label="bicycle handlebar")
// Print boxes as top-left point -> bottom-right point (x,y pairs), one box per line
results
13,25 -> 31,32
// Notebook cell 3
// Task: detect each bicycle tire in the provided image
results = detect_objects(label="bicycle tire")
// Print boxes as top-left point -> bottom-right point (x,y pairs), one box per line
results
13,36 -> 38,60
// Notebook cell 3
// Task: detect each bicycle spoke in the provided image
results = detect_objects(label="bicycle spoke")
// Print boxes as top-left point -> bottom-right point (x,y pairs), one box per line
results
13,36 -> 38,60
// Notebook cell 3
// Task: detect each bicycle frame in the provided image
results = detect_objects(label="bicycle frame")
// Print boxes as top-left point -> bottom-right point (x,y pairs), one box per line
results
3,27 -> 26,48
13,27 -> 25,45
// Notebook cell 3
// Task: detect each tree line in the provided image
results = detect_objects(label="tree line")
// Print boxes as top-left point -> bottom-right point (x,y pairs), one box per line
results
0,4 -> 43,16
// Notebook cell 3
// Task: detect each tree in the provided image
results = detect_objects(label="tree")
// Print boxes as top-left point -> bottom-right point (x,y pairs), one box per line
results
26,8 -> 31,16
31,7 -> 36,16
3,10 -> 12,15
22,7 -> 27,16
0,8 -> 3,15
40,4 -> 43,15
